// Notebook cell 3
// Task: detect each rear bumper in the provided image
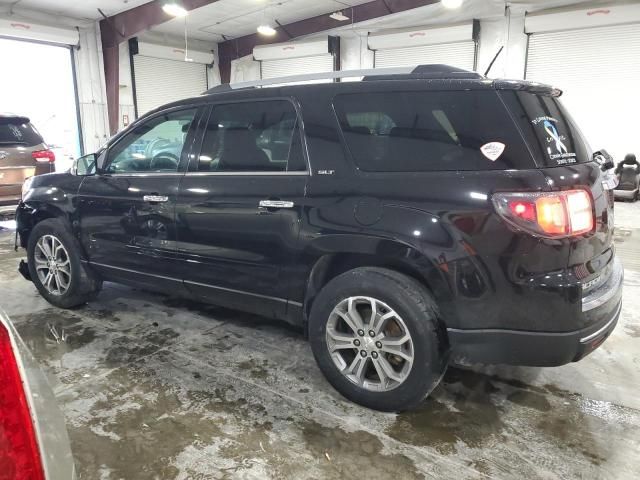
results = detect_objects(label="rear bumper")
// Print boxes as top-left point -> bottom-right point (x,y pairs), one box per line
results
448,302 -> 620,366
448,257 -> 623,366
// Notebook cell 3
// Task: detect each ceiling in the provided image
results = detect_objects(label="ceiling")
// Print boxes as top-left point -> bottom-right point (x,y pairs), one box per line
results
0,0 -> 152,20
0,0 -> 617,42
151,0 -> 374,43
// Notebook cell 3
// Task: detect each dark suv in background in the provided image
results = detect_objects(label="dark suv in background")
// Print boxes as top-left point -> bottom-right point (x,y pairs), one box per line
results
0,114 -> 55,216
14,66 -> 622,411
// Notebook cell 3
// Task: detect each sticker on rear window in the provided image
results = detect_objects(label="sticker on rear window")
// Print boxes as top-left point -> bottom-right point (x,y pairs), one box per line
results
8,124 -> 23,140
531,116 -> 577,165
480,142 -> 505,161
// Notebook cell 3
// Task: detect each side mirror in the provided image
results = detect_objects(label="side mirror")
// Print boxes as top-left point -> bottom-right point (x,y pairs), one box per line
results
72,154 -> 97,176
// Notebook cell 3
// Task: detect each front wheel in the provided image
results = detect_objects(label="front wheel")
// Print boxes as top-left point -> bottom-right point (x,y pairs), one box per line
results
309,267 -> 448,412
27,218 -> 102,308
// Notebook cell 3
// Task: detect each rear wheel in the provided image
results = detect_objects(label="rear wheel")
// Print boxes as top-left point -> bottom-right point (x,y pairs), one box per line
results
309,267 -> 448,412
27,218 -> 102,308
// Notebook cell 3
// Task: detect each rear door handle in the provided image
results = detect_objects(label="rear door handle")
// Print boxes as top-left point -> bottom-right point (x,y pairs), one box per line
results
143,195 -> 169,203
259,200 -> 294,209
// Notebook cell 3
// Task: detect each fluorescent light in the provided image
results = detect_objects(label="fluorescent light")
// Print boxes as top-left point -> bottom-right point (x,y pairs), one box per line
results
162,2 -> 188,17
330,11 -> 349,21
441,0 -> 463,8
257,24 -> 277,36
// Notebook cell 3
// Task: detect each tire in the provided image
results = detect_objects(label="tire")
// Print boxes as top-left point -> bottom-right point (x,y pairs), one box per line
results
308,267 -> 448,412
27,218 -> 102,309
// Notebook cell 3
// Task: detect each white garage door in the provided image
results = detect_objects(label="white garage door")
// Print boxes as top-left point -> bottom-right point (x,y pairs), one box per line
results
526,23 -> 640,160
374,41 -> 476,70
0,37 -> 80,169
134,55 -> 208,116
261,54 -> 334,81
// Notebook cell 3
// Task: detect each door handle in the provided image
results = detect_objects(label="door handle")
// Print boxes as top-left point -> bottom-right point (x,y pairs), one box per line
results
259,200 -> 294,209
143,195 -> 169,203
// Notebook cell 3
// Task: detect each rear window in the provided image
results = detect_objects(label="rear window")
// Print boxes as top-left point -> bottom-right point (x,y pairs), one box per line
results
333,90 -> 534,172
500,91 -> 591,167
0,118 -> 43,147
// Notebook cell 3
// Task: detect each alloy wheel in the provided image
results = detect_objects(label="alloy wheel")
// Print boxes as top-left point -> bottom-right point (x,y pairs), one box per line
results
326,296 -> 414,392
34,234 -> 71,296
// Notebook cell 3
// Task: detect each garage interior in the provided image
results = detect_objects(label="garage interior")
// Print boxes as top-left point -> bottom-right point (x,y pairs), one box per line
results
1,0 -> 639,478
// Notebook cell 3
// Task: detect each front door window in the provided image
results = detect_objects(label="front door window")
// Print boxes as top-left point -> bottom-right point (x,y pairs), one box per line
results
106,109 -> 197,174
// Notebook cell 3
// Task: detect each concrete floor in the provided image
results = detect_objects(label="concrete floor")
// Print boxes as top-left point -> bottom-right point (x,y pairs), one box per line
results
0,202 -> 639,479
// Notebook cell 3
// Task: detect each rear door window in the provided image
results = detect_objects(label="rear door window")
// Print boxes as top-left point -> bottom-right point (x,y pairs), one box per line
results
0,118 -> 43,147
500,91 -> 591,167
333,90 -> 534,172
195,100 -> 306,172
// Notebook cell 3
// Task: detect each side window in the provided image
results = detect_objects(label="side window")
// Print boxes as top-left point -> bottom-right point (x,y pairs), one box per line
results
106,108 -> 196,174
196,100 -> 305,172
334,91 -> 534,172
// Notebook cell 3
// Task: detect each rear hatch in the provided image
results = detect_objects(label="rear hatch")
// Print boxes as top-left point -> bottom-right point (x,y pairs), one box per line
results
498,87 -> 615,285
0,116 -> 45,202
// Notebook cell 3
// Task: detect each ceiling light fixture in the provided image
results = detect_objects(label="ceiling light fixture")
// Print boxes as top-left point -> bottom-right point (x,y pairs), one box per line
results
441,0 -> 463,8
330,11 -> 350,21
162,2 -> 188,17
257,0 -> 277,36
257,24 -> 277,36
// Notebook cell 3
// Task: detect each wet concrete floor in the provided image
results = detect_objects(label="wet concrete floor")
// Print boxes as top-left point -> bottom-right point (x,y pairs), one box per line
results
0,202 -> 639,479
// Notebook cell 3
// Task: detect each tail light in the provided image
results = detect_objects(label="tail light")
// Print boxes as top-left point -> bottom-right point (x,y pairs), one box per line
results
0,322 -> 45,480
493,189 -> 594,238
31,149 -> 55,163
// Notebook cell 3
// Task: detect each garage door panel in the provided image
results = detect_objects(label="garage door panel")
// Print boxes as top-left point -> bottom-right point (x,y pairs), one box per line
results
374,41 -> 476,70
134,55 -> 207,116
261,54 -> 334,81
526,23 -> 640,160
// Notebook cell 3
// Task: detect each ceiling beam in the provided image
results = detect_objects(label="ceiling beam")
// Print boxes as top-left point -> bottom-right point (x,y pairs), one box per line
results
100,0 -> 222,134
218,0 -> 439,83
100,0 -> 222,48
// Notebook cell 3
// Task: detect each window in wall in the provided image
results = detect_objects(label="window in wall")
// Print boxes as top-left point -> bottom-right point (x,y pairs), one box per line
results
334,91 -> 534,172
196,100 -> 305,172
107,109 -> 196,173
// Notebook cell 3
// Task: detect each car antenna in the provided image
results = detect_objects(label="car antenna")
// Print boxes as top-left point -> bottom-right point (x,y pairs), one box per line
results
483,46 -> 504,77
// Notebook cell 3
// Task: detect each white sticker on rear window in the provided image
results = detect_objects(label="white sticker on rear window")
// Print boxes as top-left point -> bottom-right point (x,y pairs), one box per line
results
480,142 -> 505,161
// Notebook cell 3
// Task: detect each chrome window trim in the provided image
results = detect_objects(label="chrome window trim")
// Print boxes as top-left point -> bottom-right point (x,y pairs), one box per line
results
99,172 -> 184,178
184,171 -> 309,177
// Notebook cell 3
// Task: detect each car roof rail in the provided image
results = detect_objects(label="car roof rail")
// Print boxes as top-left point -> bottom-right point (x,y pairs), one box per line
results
204,64 -> 482,93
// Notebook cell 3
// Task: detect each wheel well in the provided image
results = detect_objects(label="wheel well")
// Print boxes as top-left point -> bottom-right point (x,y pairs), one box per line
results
303,253 -> 432,321
17,208 -> 62,249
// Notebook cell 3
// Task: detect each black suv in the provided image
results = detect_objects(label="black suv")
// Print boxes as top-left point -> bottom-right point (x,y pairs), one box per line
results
15,65 -> 622,411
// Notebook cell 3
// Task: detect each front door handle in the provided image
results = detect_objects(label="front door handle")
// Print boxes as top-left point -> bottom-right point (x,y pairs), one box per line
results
259,200 -> 294,209
143,195 -> 169,203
